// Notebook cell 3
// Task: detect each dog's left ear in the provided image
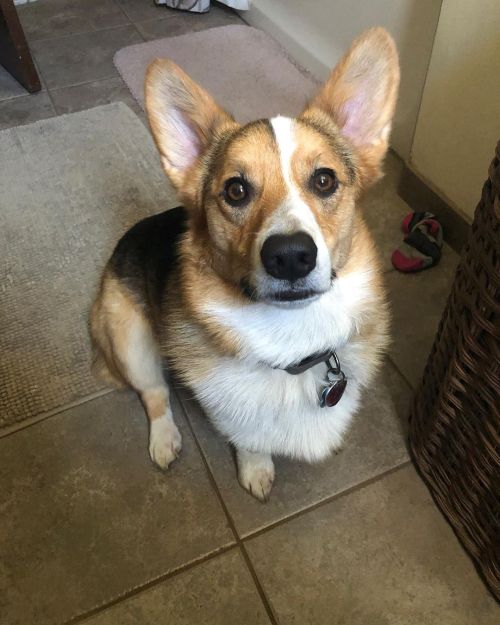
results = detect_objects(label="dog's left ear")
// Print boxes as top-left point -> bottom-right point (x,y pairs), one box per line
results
145,59 -> 235,192
302,27 -> 400,186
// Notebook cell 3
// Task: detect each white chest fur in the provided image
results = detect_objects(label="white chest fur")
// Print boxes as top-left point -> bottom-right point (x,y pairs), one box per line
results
193,269 -> 379,461
193,352 -> 363,462
203,268 -> 376,368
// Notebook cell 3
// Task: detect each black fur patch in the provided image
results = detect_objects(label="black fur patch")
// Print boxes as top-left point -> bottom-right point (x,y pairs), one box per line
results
108,206 -> 188,308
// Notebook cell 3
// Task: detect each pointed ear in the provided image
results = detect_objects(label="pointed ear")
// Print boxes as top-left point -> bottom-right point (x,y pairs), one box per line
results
303,28 -> 399,186
145,59 -> 235,190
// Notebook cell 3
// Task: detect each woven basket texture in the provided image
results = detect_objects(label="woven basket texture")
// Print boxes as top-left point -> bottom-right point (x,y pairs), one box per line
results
409,141 -> 500,601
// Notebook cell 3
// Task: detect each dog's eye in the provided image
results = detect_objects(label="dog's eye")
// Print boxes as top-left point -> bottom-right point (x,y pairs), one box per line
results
311,168 -> 338,197
223,177 -> 250,207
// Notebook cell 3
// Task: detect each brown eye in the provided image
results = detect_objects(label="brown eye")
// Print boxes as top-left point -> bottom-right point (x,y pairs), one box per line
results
311,168 -> 338,197
223,177 -> 250,207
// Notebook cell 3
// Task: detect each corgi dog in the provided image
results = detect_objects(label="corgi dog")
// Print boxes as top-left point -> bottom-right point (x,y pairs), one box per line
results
90,28 -> 399,501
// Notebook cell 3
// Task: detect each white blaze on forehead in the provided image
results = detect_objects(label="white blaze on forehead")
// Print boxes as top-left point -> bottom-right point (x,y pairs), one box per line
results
269,115 -> 331,286
270,116 -> 296,188
269,116 -> 322,233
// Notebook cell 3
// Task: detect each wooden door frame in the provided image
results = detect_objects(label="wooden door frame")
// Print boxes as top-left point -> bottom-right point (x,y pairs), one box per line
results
0,0 -> 41,92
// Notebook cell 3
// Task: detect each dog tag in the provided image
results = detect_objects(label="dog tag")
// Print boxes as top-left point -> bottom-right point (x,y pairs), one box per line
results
319,351 -> 347,408
320,373 -> 347,407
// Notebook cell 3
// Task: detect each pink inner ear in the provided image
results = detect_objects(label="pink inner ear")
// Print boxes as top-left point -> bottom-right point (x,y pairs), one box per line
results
168,107 -> 201,171
341,97 -> 365,143
340,91 -> 379,146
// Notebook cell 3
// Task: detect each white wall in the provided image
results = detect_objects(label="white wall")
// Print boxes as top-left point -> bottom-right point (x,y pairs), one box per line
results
239,0 -> 442,160
410,0 -> 500,219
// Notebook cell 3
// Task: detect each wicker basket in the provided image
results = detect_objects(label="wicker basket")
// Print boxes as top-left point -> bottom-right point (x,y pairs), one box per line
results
409,141 -> 500,600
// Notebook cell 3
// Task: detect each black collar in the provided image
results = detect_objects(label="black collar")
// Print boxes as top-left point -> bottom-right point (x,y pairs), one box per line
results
274,349 -> 347,407
283,349 -> 336,375
275,349 -> 347,407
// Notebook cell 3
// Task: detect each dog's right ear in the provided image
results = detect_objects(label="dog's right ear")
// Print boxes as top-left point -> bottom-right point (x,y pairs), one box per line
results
145,59 -> 234,190
301,28 -> 399,187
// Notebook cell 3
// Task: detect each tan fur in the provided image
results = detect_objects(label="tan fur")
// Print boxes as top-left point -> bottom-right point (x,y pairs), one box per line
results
198,120 -> 287,283
94,29 -> 399,389
90,28 -> 399,491
341,212 -> 390,380
90,272 -> 167,424
141,387 -> 168,421
90,272 -> 131,388
304,27 -> 399,187
161,270 -> 240,385
145,59 -> 237,196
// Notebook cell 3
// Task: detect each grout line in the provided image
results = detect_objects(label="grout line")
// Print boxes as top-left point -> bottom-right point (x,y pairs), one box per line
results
46,72 -> 123,97
175,388 -> 279,625
25,31 -> 107,101
43,83 -> 58,116
64,544 -> 237,625
26,22 -> 136,45
241,461 -> 412,544
49,78 -> 113,95
111,2 -> 173,26
175,387 -> 411,619
62,383 -> 279,625
30,57 -> 49,96
0,89 -> 41,105
0,388 -> 115,440
113,0 -> 134,23
27,41 -> 56,111
131,20 -> 147,43
238,540 -> 280,625
64,386 -> 407,625
174,389 -> 239,541
22,2 -> 195,47
386,354 -> 417,393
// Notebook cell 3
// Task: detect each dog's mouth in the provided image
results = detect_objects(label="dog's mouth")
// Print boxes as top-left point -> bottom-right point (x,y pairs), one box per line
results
271,289 -> 321,302
240,279 -> 324,305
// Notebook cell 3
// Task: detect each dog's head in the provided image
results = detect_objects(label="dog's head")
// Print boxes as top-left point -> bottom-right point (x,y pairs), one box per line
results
145,28 -> 399,307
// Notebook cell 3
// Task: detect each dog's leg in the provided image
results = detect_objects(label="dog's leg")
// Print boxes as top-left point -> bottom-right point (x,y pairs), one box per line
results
236,448 -> 275,502
141,386 -> 182,470
119,315 -> 182,470
91,275 -> 181,469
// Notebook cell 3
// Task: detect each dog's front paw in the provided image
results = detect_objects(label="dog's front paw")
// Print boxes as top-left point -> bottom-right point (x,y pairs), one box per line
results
149,416 -> 182,470
237,449 -> 275,502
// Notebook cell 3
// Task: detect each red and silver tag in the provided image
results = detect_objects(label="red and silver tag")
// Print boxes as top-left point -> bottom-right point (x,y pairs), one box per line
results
319,352 -> 347,408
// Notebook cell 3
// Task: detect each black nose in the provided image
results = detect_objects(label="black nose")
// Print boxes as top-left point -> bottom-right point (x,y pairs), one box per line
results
260,232 -> 317,281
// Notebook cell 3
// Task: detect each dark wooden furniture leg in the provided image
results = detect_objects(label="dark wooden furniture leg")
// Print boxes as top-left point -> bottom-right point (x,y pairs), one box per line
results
0,0 -> 40,92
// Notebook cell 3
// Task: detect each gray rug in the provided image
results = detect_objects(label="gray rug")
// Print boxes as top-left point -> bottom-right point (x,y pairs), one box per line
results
114,25 -> 319,121
0,103 -> 177,429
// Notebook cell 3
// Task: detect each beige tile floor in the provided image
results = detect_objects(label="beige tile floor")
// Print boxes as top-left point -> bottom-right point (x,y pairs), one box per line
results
1,2 -> 497,623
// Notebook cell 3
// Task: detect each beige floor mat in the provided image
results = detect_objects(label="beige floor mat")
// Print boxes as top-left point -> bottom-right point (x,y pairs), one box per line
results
0,103 -> 177,429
